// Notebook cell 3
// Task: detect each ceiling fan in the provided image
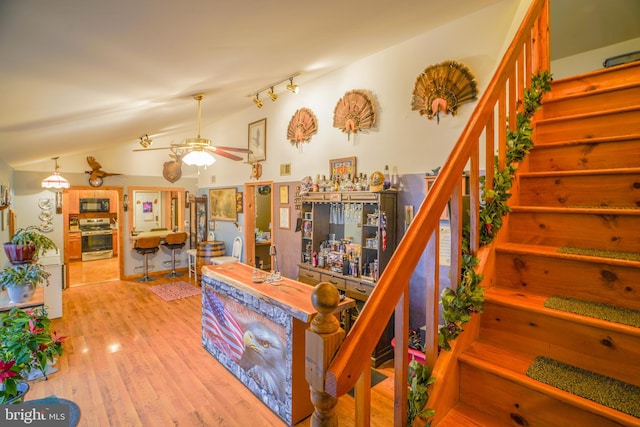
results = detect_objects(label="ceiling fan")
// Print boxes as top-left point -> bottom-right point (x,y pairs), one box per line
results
133,93 -> 252,165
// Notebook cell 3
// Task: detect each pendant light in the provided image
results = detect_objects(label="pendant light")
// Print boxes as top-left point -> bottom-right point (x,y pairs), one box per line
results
41,157 -> 70,189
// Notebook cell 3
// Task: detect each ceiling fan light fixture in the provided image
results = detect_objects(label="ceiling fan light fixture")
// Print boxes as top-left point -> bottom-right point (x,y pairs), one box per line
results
286,78 -> 299,94
253,93 -> 263,108
268,87 -> 278,102
41,157 -> 70,189
183,149 -> 216,167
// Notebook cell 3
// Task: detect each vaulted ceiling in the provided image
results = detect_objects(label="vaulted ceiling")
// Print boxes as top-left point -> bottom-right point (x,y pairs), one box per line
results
1,0 -> 638,169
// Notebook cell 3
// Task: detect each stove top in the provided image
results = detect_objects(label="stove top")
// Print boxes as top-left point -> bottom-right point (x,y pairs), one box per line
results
79,217 -> 111,231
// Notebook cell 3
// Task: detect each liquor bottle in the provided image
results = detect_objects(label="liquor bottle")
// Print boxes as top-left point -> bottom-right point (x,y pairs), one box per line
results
383,165 -> 391,190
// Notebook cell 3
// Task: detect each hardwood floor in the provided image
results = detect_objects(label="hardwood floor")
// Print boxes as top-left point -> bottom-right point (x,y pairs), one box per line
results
28,273 -> 395,426
68,256 -> 120,287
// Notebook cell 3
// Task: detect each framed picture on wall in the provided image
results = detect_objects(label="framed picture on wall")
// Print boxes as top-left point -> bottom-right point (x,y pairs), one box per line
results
248,118 -> 267,163
209,187 -> 238,221
236,192 -> 244,213
329,156 -> 356,178
279,206 -> 290,229
279,185 -> 289,204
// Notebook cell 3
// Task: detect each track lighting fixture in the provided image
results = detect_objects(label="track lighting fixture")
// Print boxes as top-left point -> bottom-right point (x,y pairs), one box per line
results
253,93 -> 263,108
268,87 -> 278,102
286,77 -> 299,94
248,73 -> 300,106
139,134 -> 152,148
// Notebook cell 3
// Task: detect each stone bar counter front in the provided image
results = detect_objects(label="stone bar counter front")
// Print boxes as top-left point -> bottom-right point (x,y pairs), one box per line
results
201,262 -> 353,425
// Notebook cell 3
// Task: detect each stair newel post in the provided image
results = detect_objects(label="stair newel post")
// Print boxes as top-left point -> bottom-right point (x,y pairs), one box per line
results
306,282 -> 346,427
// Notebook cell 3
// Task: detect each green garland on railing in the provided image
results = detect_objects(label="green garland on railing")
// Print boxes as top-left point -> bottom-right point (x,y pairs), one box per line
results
438,69 -> 552,352
409,69 -> 552,426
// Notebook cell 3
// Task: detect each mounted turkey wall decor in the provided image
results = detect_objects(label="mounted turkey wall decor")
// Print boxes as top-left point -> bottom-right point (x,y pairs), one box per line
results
287,108 -> 318,147
333,89 -> 376,140
411,60 -> 478,123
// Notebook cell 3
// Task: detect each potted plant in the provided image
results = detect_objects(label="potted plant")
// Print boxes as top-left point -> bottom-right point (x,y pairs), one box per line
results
3,226 -> 58,265
0,263 -> 50,304
0,307 -> 65,403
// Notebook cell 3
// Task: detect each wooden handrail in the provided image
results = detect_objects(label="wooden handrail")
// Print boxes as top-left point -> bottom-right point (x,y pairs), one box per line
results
306,0 -> 550,424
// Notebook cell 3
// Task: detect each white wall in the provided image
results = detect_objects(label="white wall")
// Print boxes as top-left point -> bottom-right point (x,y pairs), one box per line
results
194,0 -> 525,189
551,37 -> 640,79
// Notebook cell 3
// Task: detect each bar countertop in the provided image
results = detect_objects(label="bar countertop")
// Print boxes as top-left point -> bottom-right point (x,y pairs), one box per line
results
202,262 -> 354,323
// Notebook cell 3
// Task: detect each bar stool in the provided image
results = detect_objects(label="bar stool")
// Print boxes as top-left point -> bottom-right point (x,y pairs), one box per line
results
162,232 -> 188,278
187,248 -> 197,279
134,236 -> 161,282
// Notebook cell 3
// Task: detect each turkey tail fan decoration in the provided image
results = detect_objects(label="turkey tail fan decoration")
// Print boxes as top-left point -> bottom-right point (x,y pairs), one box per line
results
287,108 -> 318,147
333,89 -> 376,140
411,61 -> 478,123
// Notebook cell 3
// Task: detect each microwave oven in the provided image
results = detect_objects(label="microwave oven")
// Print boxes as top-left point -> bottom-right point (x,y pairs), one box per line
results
79,198 -> 110,213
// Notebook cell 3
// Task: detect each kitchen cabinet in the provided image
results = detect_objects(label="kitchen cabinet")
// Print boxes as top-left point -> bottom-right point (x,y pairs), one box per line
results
68,232 -> 82,261
297,190 -> 397,367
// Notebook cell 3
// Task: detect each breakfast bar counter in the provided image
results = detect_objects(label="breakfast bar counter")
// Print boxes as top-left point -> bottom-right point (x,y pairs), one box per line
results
201,262 -> 353,425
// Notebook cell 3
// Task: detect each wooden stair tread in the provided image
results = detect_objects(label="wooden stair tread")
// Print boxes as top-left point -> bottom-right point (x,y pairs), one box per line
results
510,205 -> 640,215
536,104 -> 640,125
483,287 -> 640,337
458,342 -> 640,426
519,166 -> 640,178
495,242 -> 640,267
436,402 -> 511,427
531,133 -> 640,148
543,81 -> 640,104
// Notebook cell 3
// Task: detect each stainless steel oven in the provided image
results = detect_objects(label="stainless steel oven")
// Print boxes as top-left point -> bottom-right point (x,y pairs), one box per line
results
79,218 -> 113,261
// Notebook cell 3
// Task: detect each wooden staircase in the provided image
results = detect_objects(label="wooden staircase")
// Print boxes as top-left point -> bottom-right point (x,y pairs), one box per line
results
436,62 -> 640,426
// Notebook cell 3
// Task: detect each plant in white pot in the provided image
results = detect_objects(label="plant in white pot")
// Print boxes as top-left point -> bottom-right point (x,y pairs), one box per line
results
0,307 -> 66,403
0,263 -> 50,304
3,226 -> 58,265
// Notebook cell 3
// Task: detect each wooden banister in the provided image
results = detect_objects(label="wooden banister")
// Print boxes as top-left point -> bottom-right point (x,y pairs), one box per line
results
305,0 -> 550,425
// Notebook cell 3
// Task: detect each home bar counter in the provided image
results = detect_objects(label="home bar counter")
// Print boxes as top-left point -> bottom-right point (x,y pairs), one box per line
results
201,262 -> 354,425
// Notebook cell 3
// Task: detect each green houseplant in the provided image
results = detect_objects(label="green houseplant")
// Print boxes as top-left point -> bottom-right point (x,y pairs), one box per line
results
3,226 -> 58,264
0,263 -> 51,304
0,307 -> 66,403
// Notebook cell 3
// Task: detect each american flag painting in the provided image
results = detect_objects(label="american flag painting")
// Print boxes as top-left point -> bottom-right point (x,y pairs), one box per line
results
203,289 -> 245,361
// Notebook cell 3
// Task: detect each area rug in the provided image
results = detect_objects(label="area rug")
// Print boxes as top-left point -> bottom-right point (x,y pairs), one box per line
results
148,281 -> 201,302
526,356 -> 640,417
347,369 -> 388,397
544,295 -> 640,328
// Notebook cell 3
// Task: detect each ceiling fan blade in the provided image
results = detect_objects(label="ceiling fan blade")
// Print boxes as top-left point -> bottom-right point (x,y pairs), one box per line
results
207,148 -> 243,161
213,145 -> 253,153
132,146 -> 173,152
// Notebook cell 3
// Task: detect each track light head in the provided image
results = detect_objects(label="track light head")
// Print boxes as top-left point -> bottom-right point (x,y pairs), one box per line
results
253,93 -> 263,108
268,87 -> 278,101
286,78 -> 299,94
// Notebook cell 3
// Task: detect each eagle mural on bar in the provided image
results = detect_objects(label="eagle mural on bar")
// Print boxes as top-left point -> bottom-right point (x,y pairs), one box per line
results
203,290 -> 286,402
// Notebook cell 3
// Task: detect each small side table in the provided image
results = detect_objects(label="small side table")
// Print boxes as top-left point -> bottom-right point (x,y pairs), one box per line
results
0,286 -> 45,312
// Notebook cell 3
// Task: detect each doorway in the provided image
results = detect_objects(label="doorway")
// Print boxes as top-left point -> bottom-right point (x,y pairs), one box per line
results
243,181 -> 273,270
63,187 -> 123,287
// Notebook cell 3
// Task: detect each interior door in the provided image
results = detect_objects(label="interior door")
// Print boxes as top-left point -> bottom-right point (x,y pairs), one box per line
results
243,181 -> 273,269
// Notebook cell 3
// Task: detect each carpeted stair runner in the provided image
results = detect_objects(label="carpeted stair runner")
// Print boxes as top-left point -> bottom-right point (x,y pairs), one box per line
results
544,296 -> 640,328
526,356 -> 640,418
557,246 -> 640,262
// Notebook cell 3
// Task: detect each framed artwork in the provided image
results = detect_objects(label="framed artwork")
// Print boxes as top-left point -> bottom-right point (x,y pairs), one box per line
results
279,206 -> 290,229
236,192 -> 244,213
209,187 -> 238,222
329,156 -> 356,178
248,118 -> 267,163
280,185 -> 289,204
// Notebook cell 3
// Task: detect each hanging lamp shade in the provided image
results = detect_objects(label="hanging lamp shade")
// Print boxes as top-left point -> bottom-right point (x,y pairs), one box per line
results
41,157 -> 70,189
182,149 -> 215,167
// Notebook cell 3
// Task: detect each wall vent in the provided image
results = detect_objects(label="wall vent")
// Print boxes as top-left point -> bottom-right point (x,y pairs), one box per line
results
280,163 -> 291,176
